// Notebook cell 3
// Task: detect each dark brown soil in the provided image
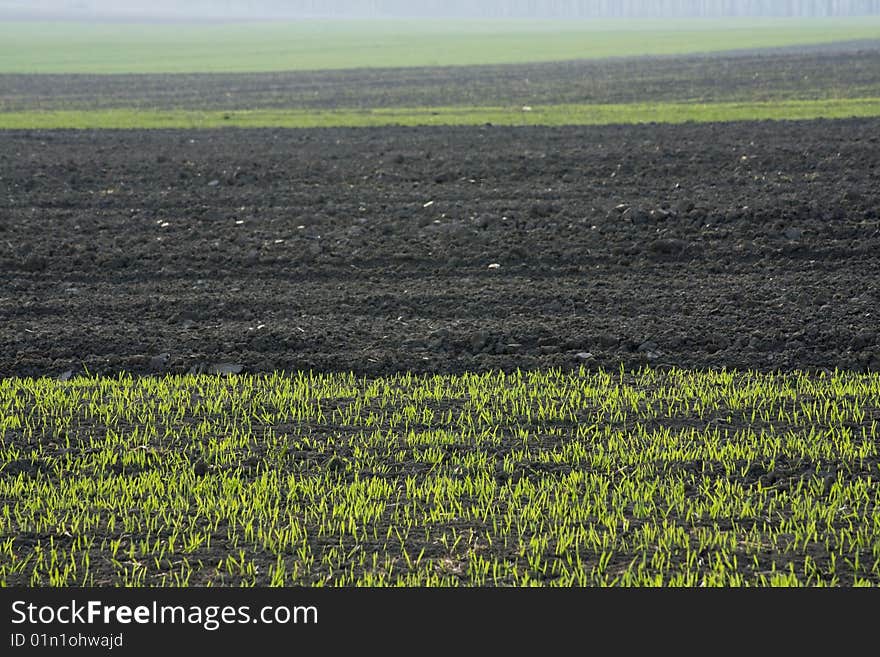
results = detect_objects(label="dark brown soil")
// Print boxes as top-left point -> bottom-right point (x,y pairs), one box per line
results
3,45 -> 878,386
1,49 -> 880,598
1,116 -> 878,379
2,41 -> 880,112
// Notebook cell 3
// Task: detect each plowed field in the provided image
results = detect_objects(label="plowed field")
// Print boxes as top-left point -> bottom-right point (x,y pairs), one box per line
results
2,114 -> 878,379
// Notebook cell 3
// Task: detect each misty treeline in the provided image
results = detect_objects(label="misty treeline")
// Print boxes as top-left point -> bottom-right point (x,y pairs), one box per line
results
292,0 -> 880,18
10,0 -> 880,18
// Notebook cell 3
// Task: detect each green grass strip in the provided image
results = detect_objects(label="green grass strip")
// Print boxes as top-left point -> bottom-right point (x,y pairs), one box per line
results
2,98 -> 879,129
2,365 -> 880,587
1,18 -> 878,73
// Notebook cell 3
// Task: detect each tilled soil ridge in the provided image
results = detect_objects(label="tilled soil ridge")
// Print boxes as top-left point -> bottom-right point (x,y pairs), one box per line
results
1,118 -> 878,379
2,45 -> 880,112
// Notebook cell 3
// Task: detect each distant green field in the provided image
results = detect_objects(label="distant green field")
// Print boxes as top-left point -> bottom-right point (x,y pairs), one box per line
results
2,97 -> 879,129
1,17 -> 879,74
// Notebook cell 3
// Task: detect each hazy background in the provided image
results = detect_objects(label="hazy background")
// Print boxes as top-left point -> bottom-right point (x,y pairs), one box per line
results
2,0 -> 880,21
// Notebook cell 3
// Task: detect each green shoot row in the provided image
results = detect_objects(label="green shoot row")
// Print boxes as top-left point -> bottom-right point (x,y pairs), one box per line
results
1,366 -> 878,587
